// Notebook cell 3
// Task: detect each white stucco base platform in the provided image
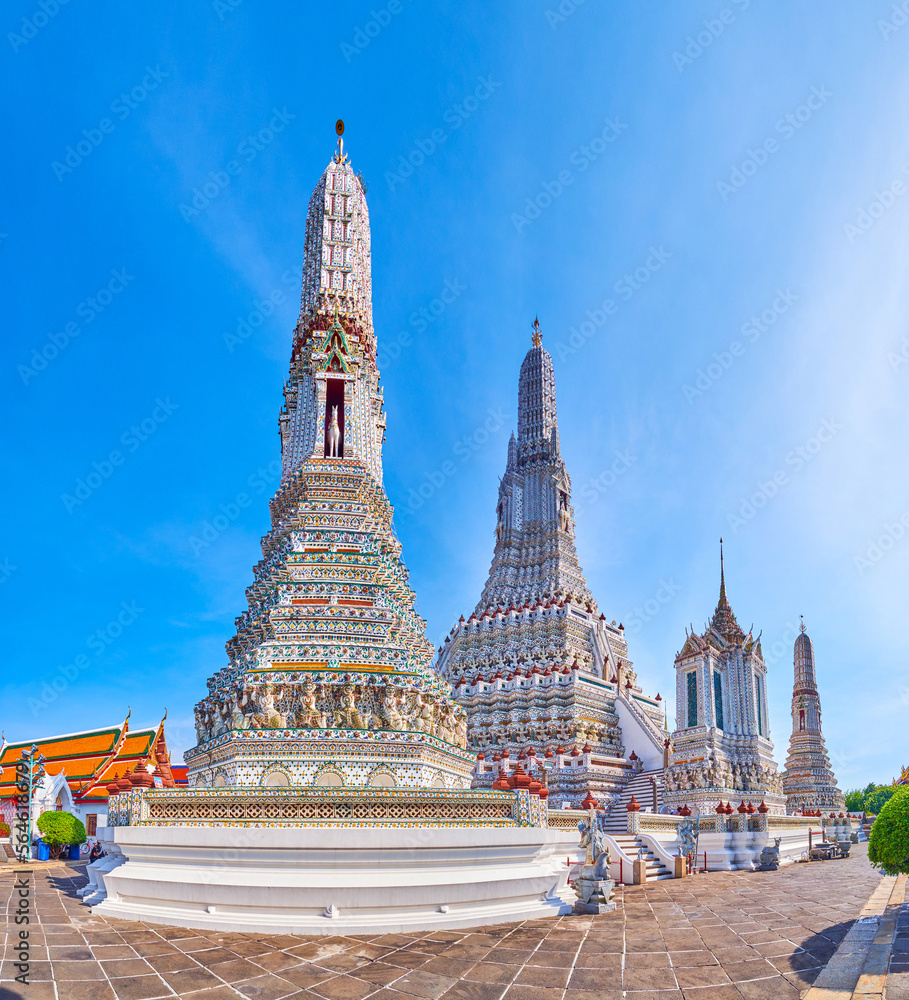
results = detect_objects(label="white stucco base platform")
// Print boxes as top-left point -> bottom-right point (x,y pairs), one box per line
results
89,825 -> 576,934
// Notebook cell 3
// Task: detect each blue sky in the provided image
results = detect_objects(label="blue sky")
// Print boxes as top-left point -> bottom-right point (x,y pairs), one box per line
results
2,2 -> 907,790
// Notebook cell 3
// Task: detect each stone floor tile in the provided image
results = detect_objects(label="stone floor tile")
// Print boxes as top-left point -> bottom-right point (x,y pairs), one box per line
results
668,950 -> 719,968
234,974 -> 300,1000
766,952 -> 823,974
512,965 -> 570,988
85,932 -> 129,945
391,969 -> 459,1000
51,958 -> 108,980
625,951 -> 672,969
147,951 -> 204,975
732,976 -> 800,999
312,953 -> 370,974
0,981 -> 58,1000
93,944 -> 140,960
463,962 -> 519,985
1,959 -> 54,981
159,966 -> 225,992
212,958 -> 277,983
47,944 -> 93,960
439,982 -> 508,1000
170,936 -> 217,953
716,958 -> 778,983
419,957 -> 478,979
108,975 -> 177,1000
169,988 -> 244,1000
623,965 -> 679,990
102,957 -> 158,978
63,981 -> 119,1000
679,986 -> 742,1000
349,963 -> 405,987
387,951 -> 433,970
624,990 -> 682,1000
672,965 -> 733,989
487,948 -> 534,966
309,975 -> 385,1000
524,948 -> 575,968
500,986 -> 566,1000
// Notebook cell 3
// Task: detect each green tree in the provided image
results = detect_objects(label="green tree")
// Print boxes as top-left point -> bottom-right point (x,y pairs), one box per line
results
869,786 -> 909,876
844,789 -> 865,812
36,811 -> 86,860
865,785 -> 897,816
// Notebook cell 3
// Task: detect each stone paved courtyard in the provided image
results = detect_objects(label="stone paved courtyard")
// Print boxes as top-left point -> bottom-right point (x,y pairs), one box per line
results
1,843 -> 903,1000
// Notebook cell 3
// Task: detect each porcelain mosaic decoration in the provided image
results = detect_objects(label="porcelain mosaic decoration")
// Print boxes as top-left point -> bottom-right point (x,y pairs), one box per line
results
185,126 -> 473,791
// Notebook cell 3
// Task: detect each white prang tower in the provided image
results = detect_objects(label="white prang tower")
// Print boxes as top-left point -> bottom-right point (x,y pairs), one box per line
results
781,619 -> 845,814
664,541 -> 785,814
436,320 -> 666,810
185,123 -> 474,791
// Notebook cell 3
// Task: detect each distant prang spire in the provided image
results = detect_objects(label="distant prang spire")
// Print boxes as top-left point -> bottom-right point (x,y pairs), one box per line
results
474,317 -> 590,611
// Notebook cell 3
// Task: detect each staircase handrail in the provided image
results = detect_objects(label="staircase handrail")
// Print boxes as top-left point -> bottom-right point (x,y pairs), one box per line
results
618,689 -> 666,754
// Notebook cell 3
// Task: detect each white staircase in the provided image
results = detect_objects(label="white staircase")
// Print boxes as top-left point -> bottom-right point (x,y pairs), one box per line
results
603,768 -> 663,833
602,768 -> 674,880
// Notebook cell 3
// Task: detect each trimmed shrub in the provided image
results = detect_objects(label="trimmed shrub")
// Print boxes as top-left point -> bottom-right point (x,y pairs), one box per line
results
868,786 -> 909,876
36,811 -> 87,860
0,821 -> 10,838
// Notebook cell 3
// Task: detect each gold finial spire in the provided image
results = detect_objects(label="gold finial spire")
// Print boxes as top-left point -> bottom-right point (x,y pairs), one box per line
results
800,614 -> 806,633
531,316 -> 542,348
334,119 -> 347,164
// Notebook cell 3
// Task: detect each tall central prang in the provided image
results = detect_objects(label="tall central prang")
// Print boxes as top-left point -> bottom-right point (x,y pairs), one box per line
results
436,321 -> 666,809
186,125 -> 474,790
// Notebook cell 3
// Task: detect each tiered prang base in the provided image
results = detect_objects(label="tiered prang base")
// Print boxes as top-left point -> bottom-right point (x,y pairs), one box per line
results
89,786 -> 577,934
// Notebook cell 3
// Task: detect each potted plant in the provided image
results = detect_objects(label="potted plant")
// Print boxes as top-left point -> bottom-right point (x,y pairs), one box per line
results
36,811 -> 87,862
